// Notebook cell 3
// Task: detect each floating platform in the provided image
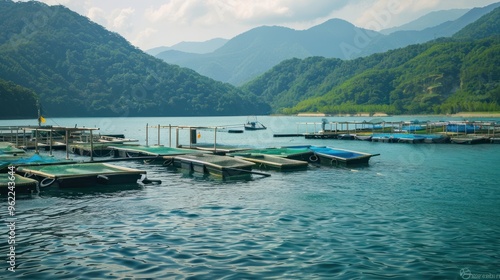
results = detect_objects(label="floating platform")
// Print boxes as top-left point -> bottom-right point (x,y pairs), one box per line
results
371,133 -> 450,144
0,142 -> 26,155
70,143 -> 115,157
172,153 -> 255,180
491,138 -> 500,144
229,146 -> 314,162
0,154 -> 74,171
178,143 -> 251,154
273,133 -> 304,137
109,144 -> 202,157
0,173 -> 39,194
17,163 -> 147,189
232,154 -> 308,171
304,132 -> 338,139
450,136 -> 490,144
308,146 -> 379,167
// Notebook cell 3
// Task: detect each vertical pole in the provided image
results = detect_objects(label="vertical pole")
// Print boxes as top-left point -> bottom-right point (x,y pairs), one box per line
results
176,127 -> 179,148
15,127 -> 18,147
146,123 -> 149,146
35,129 -> 39,154
23,129 -> 26,148
49,128 -> 53,156
214,127 -> 217,154
158,124 -> 160,146
169,124 -> 172,147
65,129 -> 69,160
90,129 -> 94,162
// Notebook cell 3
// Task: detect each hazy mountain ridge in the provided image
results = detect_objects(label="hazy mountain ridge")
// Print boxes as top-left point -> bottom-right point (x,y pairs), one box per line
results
0,1 -> 270,118
145,38 -> 228,56
157,21 -> 382,85
155,2 -> 500,86
380,9 -> 469,34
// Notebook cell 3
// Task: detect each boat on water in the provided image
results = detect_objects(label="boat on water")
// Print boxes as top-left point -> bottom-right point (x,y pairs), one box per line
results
172,153 -> 256,180
354,134 -> 372,141
0,173 -> 39,194
17,163 -> 148,189
229,146 -> 314,162
308,146 -> 379,167
231,154 -> 309,171
244,117 -> 267,131
450,136 -> 490,144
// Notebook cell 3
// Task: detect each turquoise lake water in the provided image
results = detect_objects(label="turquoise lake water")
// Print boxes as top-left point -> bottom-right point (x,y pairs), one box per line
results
1,116 -> 499,279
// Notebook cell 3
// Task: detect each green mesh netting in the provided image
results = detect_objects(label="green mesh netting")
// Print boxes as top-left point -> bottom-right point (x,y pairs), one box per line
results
230,148 -> 311,157
18,163 -> 144,177
0,174 -> 38,187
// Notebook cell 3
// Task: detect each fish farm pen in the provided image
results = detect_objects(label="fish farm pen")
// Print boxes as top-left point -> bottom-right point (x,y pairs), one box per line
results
1,118 -> 499,194
273,120 -> 500,144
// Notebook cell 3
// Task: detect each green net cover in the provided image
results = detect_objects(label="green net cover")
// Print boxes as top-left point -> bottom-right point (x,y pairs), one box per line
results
0,145 -> 25,154
18,163 -> 145,178
176,154 -> 254,168
230,147 -> 311,157
0,174 -> 38,187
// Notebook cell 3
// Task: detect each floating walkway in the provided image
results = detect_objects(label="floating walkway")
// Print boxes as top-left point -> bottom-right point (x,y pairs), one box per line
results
0,173 -> 39,194
172,153 -> 259,180
17,163 -> 149,189
108,144 -> 203,157
274,119 -> 500,145
308,146 -> 379,167
231,154 -> 309,171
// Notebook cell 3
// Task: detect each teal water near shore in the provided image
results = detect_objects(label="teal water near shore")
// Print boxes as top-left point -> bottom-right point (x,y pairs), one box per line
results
1,116 -> 499,279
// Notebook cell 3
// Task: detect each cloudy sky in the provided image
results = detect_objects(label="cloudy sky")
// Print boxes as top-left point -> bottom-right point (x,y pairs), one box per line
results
21,0 -> 500,50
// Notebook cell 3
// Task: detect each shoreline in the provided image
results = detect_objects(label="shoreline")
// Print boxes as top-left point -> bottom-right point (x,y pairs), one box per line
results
294,112 -> 500,118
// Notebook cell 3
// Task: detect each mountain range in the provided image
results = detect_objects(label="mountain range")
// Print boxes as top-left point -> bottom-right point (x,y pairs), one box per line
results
155,2 -> 500,86
380,9 -> 469,34
0,1 -> 269,118
0,1 -> 499,119
240,7 -> 500,115
146,38 -> 228,56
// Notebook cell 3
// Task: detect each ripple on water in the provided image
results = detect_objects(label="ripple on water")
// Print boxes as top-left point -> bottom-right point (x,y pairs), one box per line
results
4,142 -> 500,279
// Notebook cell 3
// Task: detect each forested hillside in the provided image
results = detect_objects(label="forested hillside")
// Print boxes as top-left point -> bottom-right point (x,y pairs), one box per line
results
0,79 -> 38,119
240,7 -> 500,115
0,1 -> 270,118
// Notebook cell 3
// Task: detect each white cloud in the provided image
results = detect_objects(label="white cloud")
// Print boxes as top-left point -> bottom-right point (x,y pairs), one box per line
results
132,27 -> 158,47
87,7 -> 107,26
112,7 -> 135,29
14,0 -> 500,49
146,0 -> 349,26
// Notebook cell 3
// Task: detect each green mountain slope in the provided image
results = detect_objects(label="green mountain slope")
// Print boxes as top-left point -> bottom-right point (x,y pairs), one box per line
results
0,1 -> 270,117
0,78 -> 38,119
240,6 -> 500,115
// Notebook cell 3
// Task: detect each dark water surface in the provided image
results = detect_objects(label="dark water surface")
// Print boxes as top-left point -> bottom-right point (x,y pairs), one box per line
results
1,116 -> 499,279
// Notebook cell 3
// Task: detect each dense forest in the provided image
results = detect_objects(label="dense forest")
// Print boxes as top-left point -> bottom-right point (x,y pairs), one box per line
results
0,78 -> 38,119
241,7 -> 500,115
0,1 -> 270,118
